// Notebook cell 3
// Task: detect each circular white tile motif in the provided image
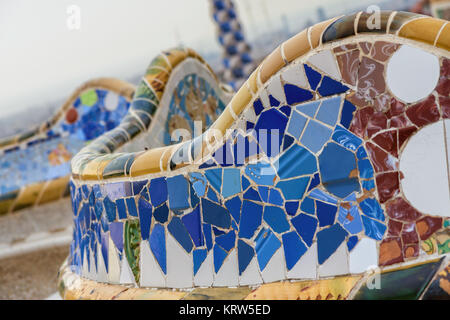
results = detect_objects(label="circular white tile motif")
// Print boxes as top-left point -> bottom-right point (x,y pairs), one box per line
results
399,120 -> 450,217
386,45 -> 439,103
104,92 -> 119,111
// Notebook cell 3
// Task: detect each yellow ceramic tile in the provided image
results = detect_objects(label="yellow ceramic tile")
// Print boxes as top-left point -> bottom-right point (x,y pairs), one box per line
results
247,66 -> 260,95
12,182 -> 46,211
282,29 -> 310,63
309,17 -> 341,49
130,146 -> 174,177
209,108 -> 235,136
184,287 -> 252,300
165,48 -> 189,69
231,85 -> 252,116
398,17 -> 446,47
37,175 -> 70,204
0,198 -> 15,215
436,22 -> 450,50
80,159 -> 104,180
259,46 -> 286,84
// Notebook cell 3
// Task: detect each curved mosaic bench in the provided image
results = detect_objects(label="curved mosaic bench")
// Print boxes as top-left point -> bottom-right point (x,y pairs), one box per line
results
60,11 -> 450,300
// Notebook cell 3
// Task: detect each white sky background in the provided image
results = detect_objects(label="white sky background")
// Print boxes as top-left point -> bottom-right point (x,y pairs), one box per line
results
0,0 -> 381,118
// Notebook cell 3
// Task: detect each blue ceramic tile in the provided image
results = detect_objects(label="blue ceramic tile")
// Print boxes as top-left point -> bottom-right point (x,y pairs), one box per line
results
332,125 -> 363,151
168,217 -> 193,253
253,98 -> 264,115
225,196 -> 242,223
140,186 -> 150,201
148,177 -> 167,207
153,203 -> 169,223
242,174 -> 251,190
287,111 -> 307,139
362,216 -> 387,240
360,198 -> 385,221
254,109 -> 288,158
238,200 -> 263,239
101,232 -> 108,272
150,223 -> 166,274
268,188 -> 284,206
125,198 -> 138,217
276,144 -> 317,179
282,231 -> 308,270
263,205 -> 290,233
202,198 -> 231,229
182,206 -> 204,247
316,201 -> 338,227
138,197 -> 152,240
285,201 -> 299,216
317,223 -> 348,264
213,244 -> 228,273
167,175 -> 190,210
203,223 -> 213,251
319,142 -> 360,198
358,158 -> 374,179
340,100 -> 356,128
308,189 -> 338,204
245,161 -> 276,186
317,76 -> 349,97
275,177 -> 310,200
216,230 -> 236,252
116,198 -> 127,219
222,168 -> 241,198
300,120 -> 332,153
109,221 -> 123,252
255,228 -> 281,271
347,235 -> 359,252
362,179 -> 375,191
190,184 -> 199,208
258,186 -> 269,202
205,168 -> 223,193
356,146 -> 368,159
316,96 -> 342,126
213,227 -> 225,236
296,100 -> 320,117
103,182 -> 132,201
189,172 -> 207,197
307,172 -> 321,191
213,140 -> 234,166
132,180 -> 147,196
207,187 -> 219,203
280,106 -> 292,117
304,64 -> 322,90
103,196 -> 117,222
244,187 -> 261,202
284,84 -> 314,105
291,213 -> 318,247
282,134 -> 295,151
300,197 -> 315,214
269,94 -> 280,107
193,249 -> 207,275
238,239 -> 254,275
338,205 -> 363,234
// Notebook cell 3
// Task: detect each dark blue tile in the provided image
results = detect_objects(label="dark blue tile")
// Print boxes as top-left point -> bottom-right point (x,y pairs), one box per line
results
149,177 -> 167,207
316,201 -> 338,227
167,175 -> 190,210
253,98 -> 264,115
340,100 -> 356,128
205,168 -> 222,193
116,198 -> 127,219
193,249 -> 207,275
153,203 -> 169,223
358,158 -> 374,179
279,105 -> 291,117
275,177 -> 310,200
317,223 -> 348,264
285,201 -> 299,216
269,94 -> 280,107
225,196 -> 242,223
244,187 -> 262,202
168,217 -> 193,253
138,197 -> 152,240
132,180 -> 147,196
150,223 -> 166,274
268,188 -> 283,206
307,173 -> 321,191
300,197 -> 315,214
304,64 -> 322,90
213,244 -> 228,273
238,200 -> 263,239
182,206 -> 204,247
203,223 -> 213,251
216,230 -> 236,252
103,196 -> 117,222
258,186 -> 269,202
347,235 -> 359,252
284,84 -> 314,105
317,76 -> 349,97
125,197 -> 138,217
263,206 -> 290,233
202,198 -> 231,229
282,231 -> 308,270
254,109 -> 288,158
275,144 -> 317,179
255,228 -> 281,271
238,240 -> 254,275
291,213 -> 318,246
207,187 -> 220,203
282,134 -> 295,151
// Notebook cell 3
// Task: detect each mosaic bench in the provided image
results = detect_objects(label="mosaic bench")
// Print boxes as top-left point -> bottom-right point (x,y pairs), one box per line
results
59,11 -> 450,300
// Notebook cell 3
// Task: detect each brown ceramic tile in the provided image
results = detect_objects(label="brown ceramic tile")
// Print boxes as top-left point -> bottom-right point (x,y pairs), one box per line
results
386,197 -> 422,222
370,41 -> 400,62
390,115 -> 410,129
373,93 -> 391,113
387,219 -> 403,237
333,43 -> 357,53
379,237 -> 404,266
375,172 -> 400,203
401,222 -> 419,244
359,41 -> 372,55
416,216 -> 443,240
366,111 -> 388,137
366,142 -> 398,172
372,130 -> 398,157
350,107 -> 374,138
439,96 -> 450,119
404,244 -> 419,259
357,57 -> 385,100
387,97 -> 406,118
336,49 -> 360,86
441,58 -> 450,77
398,126 -> 418,149
406,95 -> 440,127
436,75 -> 450,97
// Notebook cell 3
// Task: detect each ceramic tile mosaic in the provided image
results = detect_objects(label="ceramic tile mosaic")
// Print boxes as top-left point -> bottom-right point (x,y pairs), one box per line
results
61,11 -> 450,300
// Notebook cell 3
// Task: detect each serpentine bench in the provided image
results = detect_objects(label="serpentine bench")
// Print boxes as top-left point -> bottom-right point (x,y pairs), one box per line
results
59,11 -> 450,300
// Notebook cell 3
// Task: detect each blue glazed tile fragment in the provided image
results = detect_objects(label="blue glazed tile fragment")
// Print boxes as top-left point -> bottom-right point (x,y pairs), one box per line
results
317,76 -> 349,97
300,120 -> 333,153
362,179 -> 375,191
140,187 -> 150,201
304,64 -> 322,90
258,186 -> 269,202
282,134 -> 295,151
94,199 -> 103,220
316,96 -> 342,126
358,158 -> 374,179
300,197 -> 315,214
101,231 -> 108,272
332,125 -> 362,151
263,206 -> 290,233
182,206 -> 204,247
291,213 -> 318,247
193,249 -> 207,275
239,200 -> 263,239
116,198 -> 127,219
207,187 -> 219,203
285,201 -> 299,216
205,168 -> 223,193
125,198 -> 138,217
202,198 -> 231,229
316,201 -> 338,227
168,217 -> 193,253
167,175 -> 190,210
189,172 -> 207,197
153,203 -> 168,223
132,180 -> 147,196
280,105 -> 291,117
238,240 -> 254,275
245,161 -> 276,186
103,182 -> 132,201
214,244 -> 228,273
338,205 -> 363,234
103,196 -> 117,222
296,100 -> 320,117
254,109 -> 288,158
213,140 -> 234,167
284,84 -> 314,105
222,168 -> 241,198
340,100 -> 356,128
255,228 -> 281,271
268,188 -> 284,206
213,227 -> 225,236
203,223 -> 213,251
216,230 -> 236,252
225,196 -> 242,223
308,189 -> 338,204
356,146 -> 368,159
150,223 -> 166,274
276,177 -> 310,200
149,177 -> 167,207
282,231 -> 308,270
275,144 -> 317,179
360,198 -> 385,221
269,95 -> 280,107
242,175 -> 251,190
347,235 -> 359,252
308,172 -> 321,191
138,197 -> 152,240
287,111 -> 307,140
109,221 -> 123,252
362,216 -> 386,240
244,187 -> 261,202
190,184 -> 199,208
253,98 -> 264,115
317,223 -> 348,264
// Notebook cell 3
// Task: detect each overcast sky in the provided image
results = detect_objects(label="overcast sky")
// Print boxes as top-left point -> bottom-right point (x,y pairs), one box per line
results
0,0 -> 380,118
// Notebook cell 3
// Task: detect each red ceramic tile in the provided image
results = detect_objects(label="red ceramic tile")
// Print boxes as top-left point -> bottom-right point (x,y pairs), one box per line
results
379,237 -> 404,266
389,114 -> 410,128
359,41 -> 372,55
416,216 -> 443,240
366,111 -> 388,137
406,95 -> 440,127
398,126 -> 418,149
333,43 -> 358,53
436,76 -> 450,97
366,142 -> 398,172
375,172 -> 400,203
441,58 -> 450,77
401,222 -> 419,244
440,96 -> 450,119
373,93 -> 391,113
372,130 -> 398,157
370,41 -> 400,62
336,49 -> 360,86
387,97 -> 405,118
387,219 -> 403,237
357,57 -> 385,100
386,197 -> 422,222
350,107 -> 374,138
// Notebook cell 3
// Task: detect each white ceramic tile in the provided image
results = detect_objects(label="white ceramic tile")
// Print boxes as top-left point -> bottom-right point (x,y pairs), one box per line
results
243,106 -> 257,124
166,234 -> 193,288
349,238 -> 378,274
82,251 -> 89,278
259,90 -> 270,109
400,120 -> 450,217
140,240 -> 166,287
261,248 -> 286,283
281,64 -> 309,88
107,237 -> 121,284
96,243 -> 108,283
318,242 -> 349,277
386,44 -> 439,103
104,91 -> 119,111
239,257 -> 263,286
446,119 -> 450,180
266,75 -> 285,103
287,242 -> 317,279
87,249 -> 96,280
213,249 -> 239,287
119,255 -> 135,285
307,50 -> 341,80
194,250 -> 214,287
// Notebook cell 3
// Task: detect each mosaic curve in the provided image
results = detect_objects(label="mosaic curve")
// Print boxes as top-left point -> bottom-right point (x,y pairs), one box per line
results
66,11 -> 450,297
0,78 -> 135,215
